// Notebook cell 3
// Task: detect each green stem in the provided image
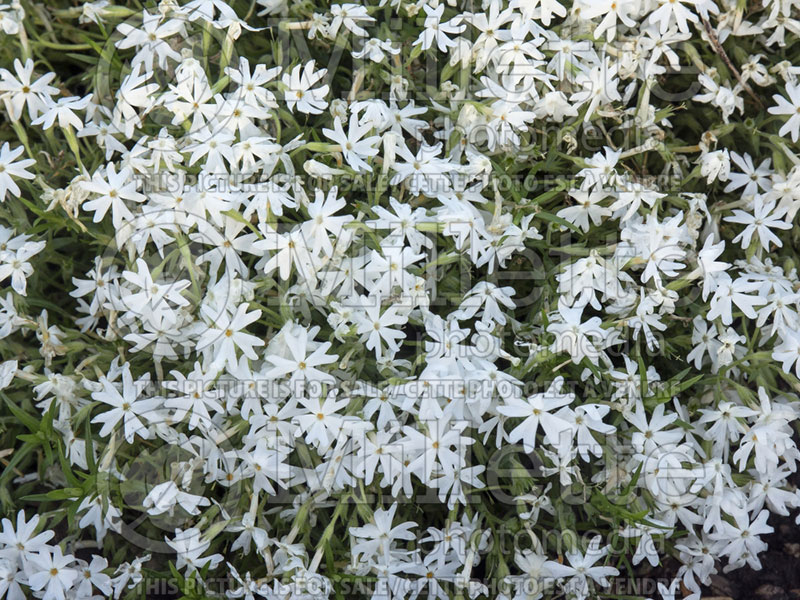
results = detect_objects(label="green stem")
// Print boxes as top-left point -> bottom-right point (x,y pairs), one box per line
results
61,125 -> 84,172
31,40 -> 93,51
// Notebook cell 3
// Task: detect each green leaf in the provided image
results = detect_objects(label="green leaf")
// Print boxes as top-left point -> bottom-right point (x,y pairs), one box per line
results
20,487 -> 82,502
2,394 -> 39,433
533,210 -> 582,233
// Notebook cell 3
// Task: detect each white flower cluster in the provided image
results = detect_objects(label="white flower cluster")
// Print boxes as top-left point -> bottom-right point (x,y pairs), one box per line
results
2,0 -> 800,599
0,510 -> 150,600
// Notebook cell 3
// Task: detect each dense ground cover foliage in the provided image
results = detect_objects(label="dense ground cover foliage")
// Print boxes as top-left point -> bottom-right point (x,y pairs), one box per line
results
1,0 -> 800,599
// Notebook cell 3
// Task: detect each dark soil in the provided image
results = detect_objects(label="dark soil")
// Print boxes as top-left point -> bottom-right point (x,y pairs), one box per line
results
636,511 -> 800,600
625,509 -> 800,600
706,517 -> 800,600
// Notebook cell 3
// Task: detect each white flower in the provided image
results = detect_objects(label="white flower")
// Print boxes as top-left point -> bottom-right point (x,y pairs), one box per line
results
693,74 -> 742,123
114,9 -> 182,71
110,554 -> 150,597
0,239 -> 45,296
0,142 -> 35,202
772,330 -> 800,377
90,363 -> 158,443
166,528 -> 223,574
547,300 -> 610,365
80,163 -> 145,227
263,323 -> 338,386
196,303 -> 264,371
707,276 -> 765,325
294,390 -> 350,452
544,536 -> 619,600
768,81 -> 800,142
687,316 -> 720,369
413,4 -> 465,51
715,326 -> 745,366
497,376 -> 574,453
163,362 -> 224,428
352,37 -> 399,63
724,197 -> 791,251
511,0 -> 566,24
79,1 -> 111,25
559,189 -> 612,231
322,114 -> 381,173
74,555 -> 112,598
711,509 -> 773,570
570,58 -> 622,121
301,186 -> 353,256
143,481 -> 211,516
0,511 -> 54,565
0,359 -> 15,390
282,61 -> 329,114
112,62 -> 159,138
724,152 -> 772,197
354,299 -> 407,359
31,95 -> 91,131
648,0 -> 698,33
0,58 -> 57,121
700,149 -> 730,184
349,505 -> 416,563
328,3 -> 375,37
25,547 -> 78,600
580,0 -> 637,41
